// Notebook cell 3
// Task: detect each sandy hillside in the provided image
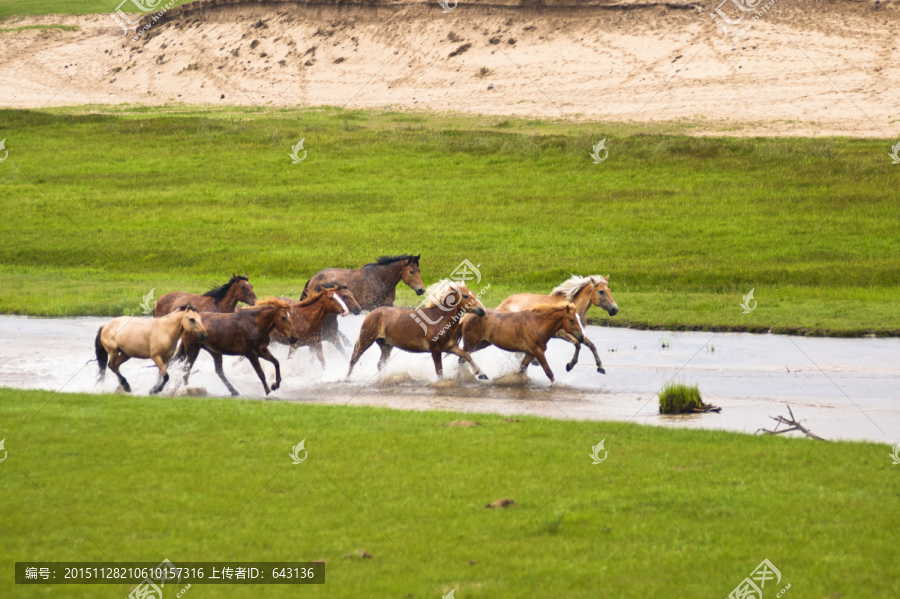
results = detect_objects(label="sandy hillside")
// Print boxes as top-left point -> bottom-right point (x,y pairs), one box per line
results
0,0 -> 898,136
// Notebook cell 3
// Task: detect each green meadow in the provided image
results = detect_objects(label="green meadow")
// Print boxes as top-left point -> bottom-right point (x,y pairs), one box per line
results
0,388 -> 896,598
0,0 -> 195,21
1,106 -> 898,335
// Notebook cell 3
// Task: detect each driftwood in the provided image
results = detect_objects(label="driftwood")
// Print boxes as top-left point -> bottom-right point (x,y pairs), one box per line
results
756,405 -> 825,441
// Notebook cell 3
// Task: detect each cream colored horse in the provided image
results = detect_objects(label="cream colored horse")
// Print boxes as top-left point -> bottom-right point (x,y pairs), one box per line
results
95,304 -> 207,394
497,275 -> 618,373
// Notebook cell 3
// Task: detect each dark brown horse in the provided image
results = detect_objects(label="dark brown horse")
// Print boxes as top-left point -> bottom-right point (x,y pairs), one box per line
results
347,280 -> 488,380
154,274 -> 257,317
302,255 -> 425,354
497,275 -> 618,373
269,284 -> 362,368
460,304 -> 585,382
181,298 -> 298,396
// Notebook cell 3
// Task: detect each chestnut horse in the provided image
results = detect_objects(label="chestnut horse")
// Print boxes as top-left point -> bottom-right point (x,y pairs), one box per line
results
95,304 -> 208,394
347,280 -> 488,380
302,255 -> 425,354
460,304 -> 585,382
154,274 -> 257,316
181,298 -> 298,396
497,275 -> 618,373
269,284 -> 362,368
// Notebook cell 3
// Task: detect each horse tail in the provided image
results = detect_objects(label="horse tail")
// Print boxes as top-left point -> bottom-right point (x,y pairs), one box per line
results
95,326 -> 108,380
300,278 -> 311,300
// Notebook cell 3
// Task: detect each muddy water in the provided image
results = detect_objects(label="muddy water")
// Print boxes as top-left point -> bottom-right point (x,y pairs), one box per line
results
0,315 -> 896,443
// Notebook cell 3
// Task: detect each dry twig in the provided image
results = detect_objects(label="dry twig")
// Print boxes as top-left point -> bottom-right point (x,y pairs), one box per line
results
756,405 -> 825,441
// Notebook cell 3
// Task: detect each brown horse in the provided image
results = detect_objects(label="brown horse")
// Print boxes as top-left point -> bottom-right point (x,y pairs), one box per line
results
497,275 -> 618,373
303,255 -> 425,354
95,305 -> 208,394
181,298 -> 298,396
269,284 -> 361,368
154,274 -> 257,316
347,280 -> 488,380
460,304 -> 585,382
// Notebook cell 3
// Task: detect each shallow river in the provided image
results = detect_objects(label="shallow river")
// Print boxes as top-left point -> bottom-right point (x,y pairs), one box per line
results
1,315 -> 897,443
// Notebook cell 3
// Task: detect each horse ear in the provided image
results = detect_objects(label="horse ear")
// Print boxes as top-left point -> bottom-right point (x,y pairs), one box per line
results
605,274 -> 610,282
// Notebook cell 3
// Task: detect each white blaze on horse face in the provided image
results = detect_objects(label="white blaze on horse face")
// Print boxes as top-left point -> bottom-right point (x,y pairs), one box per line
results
575,313 -> 586,337
333,294 -> 349,317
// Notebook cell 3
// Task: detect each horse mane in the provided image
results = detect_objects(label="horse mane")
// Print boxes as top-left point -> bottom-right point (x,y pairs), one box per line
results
179,303 -> 198,312
365,254 -> 419,267
422,279 -> 463,308
203,274 -> 249,301
249,297 -> 292,310
551,275 -> 606,301
530,302 -> 573,315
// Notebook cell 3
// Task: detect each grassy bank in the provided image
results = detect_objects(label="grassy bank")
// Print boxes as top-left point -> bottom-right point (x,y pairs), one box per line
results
0,387 -> 896,598
1,106 -> 898,334
0,1 -> 195,21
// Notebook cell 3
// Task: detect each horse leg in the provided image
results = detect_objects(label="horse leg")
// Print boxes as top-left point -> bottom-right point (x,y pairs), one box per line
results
109,351 -> 132,393
581,335 -> 605,374
430,349 -> 444,378
258,347 -> 282,391
458,340 -> 489,364
247,354 -> 271,395
347,328 -> 377,378
375,339 -> 392,371
181,341 -> 202,387
532,348 -> 556,383
313,341 -> 327,369
557,331 -> 582,372
446,346 -> 488,381
519,352 -> 535,374
211,352 -> 239,396
148,354 -> 170,395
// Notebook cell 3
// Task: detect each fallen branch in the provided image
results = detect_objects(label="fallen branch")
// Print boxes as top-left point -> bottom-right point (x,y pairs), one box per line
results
756,405 -> 825,441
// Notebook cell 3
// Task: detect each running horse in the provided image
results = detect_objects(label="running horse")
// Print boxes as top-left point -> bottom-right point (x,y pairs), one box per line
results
497,275 -> 618,373
270,284 -> 362,368
95,304 -> 208,394
181,298 -> 298,396
302,255 -> 425,354
459,304 -> 585,383
153,274 -> 257,316
347,280 -> 488,380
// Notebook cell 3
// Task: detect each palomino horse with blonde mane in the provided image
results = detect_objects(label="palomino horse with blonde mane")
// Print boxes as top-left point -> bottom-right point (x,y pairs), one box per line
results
154,274 -> 257,316
460,303 -> 585,383
270,284 -> 362,368
302,255 -> 426,355
181,297 -> 298,396
497,275 -> 618,373
347,280 -> 488,380
95,304 -> 208,394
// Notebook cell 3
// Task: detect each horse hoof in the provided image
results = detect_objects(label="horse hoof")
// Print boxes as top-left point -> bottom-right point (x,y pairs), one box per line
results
478,374 -> 489,381
565,363 -> 574,372
272,383 -> 280,391
597,367 -> 606,374
230,391 -> 239,397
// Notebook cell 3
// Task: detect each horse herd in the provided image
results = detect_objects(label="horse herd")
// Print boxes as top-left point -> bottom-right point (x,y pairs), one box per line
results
94,254 -> 619,396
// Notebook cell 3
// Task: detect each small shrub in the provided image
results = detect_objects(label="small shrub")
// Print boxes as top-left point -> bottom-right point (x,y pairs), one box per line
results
477,66 -> 492,78
658,382 -> 703,414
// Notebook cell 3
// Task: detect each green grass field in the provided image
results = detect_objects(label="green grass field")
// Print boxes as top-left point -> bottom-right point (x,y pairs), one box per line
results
0,0 -> 195,21
0,387 -> 896,598
1,106 -> 898,334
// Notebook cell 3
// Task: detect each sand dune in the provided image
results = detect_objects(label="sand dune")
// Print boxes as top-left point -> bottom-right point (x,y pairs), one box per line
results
1,0 -> 897,136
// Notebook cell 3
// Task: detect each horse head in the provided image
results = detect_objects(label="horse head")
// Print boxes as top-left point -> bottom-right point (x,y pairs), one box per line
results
425,280 -> 485,318
560,303 -> 585,343
590,275 -> 618,316
335,285 -> 362,315
401,255 -> 426,296
180,303 -> 208,342
233,274 -> 258,306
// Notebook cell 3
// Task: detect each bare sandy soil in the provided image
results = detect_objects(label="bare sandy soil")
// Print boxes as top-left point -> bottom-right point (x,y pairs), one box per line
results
1,0 -> 898,136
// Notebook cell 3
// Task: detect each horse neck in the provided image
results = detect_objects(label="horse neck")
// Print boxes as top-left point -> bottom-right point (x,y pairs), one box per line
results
571,286 -> 593,317
536,309 -> 569,341
217,285 -> 242,312
301,296 -> 331,327
163,311 -> 188,340
368,261 -> 404,288
254,306 -> 280,335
